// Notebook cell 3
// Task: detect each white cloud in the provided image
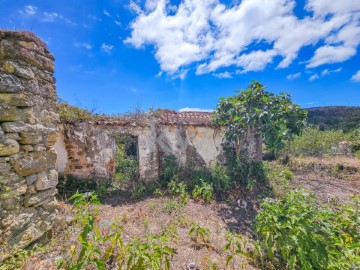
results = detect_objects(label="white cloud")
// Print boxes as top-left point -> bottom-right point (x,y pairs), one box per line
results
41,12 -> 76,25
309,73 -> 320,81
126,0 -> 360,75
114,20 -> 121,26
101,43 -> 114,54
213,71 -> 232,78
287,72 -> 301,80
19,5 -> 37,16
351,70 -> 360,82
74,42 -> 92,50
309,67 -> 342,81
179,107 -> 213,112
307,45 -> 356,68
103,10 -> 111,17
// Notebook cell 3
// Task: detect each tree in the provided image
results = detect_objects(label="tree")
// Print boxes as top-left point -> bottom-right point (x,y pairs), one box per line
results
213,81 -> 307,160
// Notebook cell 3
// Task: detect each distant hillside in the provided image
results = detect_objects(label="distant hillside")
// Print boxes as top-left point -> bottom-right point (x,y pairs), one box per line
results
306,106 -> 360,132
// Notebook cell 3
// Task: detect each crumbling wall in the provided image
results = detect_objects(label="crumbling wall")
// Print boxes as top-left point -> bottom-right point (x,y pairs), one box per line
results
55,118 -> 225,181
0,31 -> 59,253
56,120 -> 159,181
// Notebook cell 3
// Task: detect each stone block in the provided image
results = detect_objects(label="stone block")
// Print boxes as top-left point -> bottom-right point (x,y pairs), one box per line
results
0,93 -> 33,107
4,133 -> 20,141
0,73 -> 23,93
19,132 -> 42,145
34,170 -> 58,191
23,188 -> 57,207
1,61 -> 35,80
20,145 -> 33,152
10,152 -> 48,176
0,104 -> 23,121
0,138 -> 19,156
0,180 -> 27,200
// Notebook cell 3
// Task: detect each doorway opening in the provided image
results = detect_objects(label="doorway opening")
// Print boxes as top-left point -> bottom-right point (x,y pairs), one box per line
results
114,134 -> 139,186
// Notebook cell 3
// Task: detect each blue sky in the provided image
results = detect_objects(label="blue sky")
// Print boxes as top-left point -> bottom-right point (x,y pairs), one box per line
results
1,0 -> 359,114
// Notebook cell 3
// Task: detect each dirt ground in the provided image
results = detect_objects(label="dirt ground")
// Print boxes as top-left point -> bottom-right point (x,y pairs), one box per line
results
8,157 -> 360,270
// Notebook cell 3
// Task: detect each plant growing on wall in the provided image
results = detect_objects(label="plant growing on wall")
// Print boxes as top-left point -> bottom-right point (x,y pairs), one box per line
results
213,81 -> 307,157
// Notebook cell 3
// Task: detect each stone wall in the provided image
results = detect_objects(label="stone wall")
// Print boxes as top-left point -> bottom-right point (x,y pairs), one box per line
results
55,114 -> 225,181
0,30 -> 59,253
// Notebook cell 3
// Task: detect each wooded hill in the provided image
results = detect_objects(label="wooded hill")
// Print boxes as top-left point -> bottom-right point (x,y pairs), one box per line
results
306,106 -> 360,132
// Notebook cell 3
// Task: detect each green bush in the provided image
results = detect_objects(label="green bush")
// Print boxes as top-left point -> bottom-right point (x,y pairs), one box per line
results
264,162 -> 294,198
285,127 -> 350,157
192,179 -> 214,203
254,190 -> 360,269
57,174 -> 111,199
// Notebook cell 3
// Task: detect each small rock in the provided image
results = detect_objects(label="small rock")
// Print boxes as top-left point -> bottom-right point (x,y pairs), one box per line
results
0,137 -> 19,156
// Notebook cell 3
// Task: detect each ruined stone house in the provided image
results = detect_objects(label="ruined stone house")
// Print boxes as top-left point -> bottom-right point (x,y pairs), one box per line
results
0,30 -> 226,252
54,109 -> 225,182
0,30 -> 260,253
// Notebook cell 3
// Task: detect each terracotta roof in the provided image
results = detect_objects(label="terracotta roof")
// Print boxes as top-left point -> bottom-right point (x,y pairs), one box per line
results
155,109 -> 214,126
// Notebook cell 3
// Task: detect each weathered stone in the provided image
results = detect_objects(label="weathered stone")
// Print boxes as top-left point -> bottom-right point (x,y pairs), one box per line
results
34,170 -> 58,191
0,138 -> 19,156
23,188 -> 57,207
4,132 -> 20,140
32,145 -> 46,152
0,93 -> 33,107
10,152 -> 47,176
20,145 -> 34,152
0,196 -> 22,211
45,133 -> 57,146
0,126 -> 3,136
19,132 -> 42,145
1,122 -> 56,134
26,184 -> 36,195
1,61 -> 35,80
0,161 -> 11,172
0,172 -> 22,186
26,175 -> 37,185
0,104 -> 23,121
42,199 -> 57,212
8,220 -> 51,248
0,180 -> 27,200
0,73 -> 23,93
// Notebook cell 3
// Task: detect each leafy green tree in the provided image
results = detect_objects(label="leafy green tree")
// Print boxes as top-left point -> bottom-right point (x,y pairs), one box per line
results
213,81 -> 307,159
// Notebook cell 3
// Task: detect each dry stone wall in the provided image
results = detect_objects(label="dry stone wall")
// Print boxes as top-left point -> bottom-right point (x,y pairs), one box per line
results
0,30 -> 59,254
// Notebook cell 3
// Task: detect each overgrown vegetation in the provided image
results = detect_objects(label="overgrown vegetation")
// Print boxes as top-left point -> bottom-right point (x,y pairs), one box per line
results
213,81 -> 307,154
284,126 -> 360,157
254,190 -> 360,269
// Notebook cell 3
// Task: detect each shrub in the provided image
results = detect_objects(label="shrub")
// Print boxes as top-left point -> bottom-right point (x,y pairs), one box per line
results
285,126 -> 350,157
192,179 -> 214,203
264,162 -> 294,198
254,190 -> 360,269
57,174 -> 111,199
189,222 -> 210,245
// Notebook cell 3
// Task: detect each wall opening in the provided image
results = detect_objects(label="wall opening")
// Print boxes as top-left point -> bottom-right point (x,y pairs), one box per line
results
114,134 -> 139,187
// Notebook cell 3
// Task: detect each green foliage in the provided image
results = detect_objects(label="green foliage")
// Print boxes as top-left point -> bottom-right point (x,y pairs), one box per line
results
167,180 -> 189,204
264,162 -> 294,198
307,106 -> 360,132
192,179 -> 214,203
254,190 -> 360,269
213,81 -> 307,152
210,163 -> 231,191
224,149 -> 266,188
224,231 -> 250,269
122,234 -> 174,270
58,192 -> 175,270
57,174 -> 111,199
285,126 -> 351,157
189,222 -> 210,245
160,155 -> 179,185
114,135 -> 138,184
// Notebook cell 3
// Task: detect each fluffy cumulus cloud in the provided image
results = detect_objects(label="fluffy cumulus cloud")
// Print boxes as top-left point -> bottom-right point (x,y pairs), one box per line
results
287,72 -> 301,80
125,0 -> 360,76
